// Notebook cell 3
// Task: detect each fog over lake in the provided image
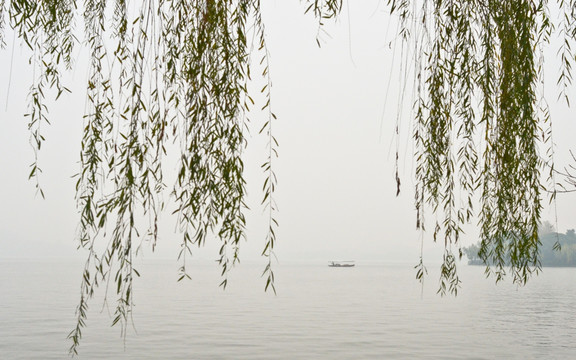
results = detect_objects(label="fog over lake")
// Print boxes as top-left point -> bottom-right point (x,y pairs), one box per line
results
1,260 -> 575,359
1,1 -> 576,264
1,1 -> 576,359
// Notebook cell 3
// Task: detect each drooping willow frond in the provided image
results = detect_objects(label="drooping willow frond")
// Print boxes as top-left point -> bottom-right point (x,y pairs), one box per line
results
391,0 -> 555,293
0,1 -> 6,48
2,0 -> 294,354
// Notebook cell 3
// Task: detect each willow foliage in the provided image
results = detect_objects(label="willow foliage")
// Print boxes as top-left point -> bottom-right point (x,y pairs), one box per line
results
3,0 -> 282,354
0,0 -> 571,354
387,0 -> 561,295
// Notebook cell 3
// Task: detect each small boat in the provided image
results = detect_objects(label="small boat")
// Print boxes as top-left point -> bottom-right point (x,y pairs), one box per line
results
328,261 -> 355,267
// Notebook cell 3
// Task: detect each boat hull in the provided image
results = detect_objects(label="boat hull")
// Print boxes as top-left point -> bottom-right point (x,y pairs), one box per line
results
328,262 -> 355,267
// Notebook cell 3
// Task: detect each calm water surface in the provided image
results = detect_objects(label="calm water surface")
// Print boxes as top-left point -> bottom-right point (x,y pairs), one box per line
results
1,259 -> 575,359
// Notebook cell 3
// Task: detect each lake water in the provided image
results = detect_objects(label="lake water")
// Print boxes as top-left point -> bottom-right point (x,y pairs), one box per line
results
1,259 -> 575,359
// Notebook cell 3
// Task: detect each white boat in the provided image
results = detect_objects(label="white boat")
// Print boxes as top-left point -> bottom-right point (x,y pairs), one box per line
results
328,261 -> 355,267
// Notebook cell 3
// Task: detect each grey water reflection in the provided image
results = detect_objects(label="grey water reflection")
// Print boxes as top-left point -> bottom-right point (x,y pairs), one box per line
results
0,260 -> 574,359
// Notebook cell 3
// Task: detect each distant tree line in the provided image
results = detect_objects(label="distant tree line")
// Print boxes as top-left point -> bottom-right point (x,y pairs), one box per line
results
464,223 -> 576,267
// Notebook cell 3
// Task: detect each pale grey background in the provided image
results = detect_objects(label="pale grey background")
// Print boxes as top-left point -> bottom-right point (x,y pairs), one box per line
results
1,1 -> 575,265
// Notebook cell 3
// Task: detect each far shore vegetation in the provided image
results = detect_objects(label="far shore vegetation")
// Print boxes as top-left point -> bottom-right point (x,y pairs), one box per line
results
463,222 -> 576,267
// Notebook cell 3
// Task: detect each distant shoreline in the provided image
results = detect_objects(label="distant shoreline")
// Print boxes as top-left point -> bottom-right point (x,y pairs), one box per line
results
466,260 -> 576,268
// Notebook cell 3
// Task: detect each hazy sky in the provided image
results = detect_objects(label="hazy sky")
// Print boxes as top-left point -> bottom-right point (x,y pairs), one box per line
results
1,1 -> 575,266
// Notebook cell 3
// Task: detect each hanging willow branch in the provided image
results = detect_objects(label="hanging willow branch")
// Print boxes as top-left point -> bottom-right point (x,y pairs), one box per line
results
389,0 -> 561,294
3,0 -> 293,354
